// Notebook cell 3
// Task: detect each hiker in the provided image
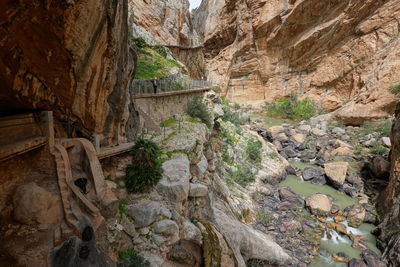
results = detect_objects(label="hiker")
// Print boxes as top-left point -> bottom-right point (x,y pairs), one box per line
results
151,79 -> 158,94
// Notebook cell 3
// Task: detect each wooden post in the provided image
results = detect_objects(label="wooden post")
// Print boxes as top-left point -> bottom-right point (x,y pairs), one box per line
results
42,111 -> 55,151
93,134 -> 101,154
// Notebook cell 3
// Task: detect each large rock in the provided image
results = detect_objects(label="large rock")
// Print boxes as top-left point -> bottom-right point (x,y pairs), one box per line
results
371,156 -> 390,179
302,167 -> 326,185
127,201 -> 161,228
152,220 -> 179,236
189,183 -> 208,197
13,182 -> 62,229
156,154 -> 191,201
305,194 -> 332,216
324,162 -> 349,188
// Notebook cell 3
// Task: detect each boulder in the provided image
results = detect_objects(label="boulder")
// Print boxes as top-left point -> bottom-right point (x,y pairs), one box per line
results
332,127 -> 346,136
282,146 -> 297,158
324,162 -> 349,187
268,126 -> 285,138
311,128 -> 326,137
189,183 -> 208,197
292,133 -> 306,145
13,182 -> 62,229
152,219 -> 179,236
302,167 -> 326,185
182,221 -> 202,244
345,205 -> 365,227
276,132 -> 289,142
381,137 -> 391,147
362,249 -> 385,267
330,147 -> 353,157
279,187 -> 302,207
127,201 -> 161,228
298,124 -> 311,133
348,259 -> 367,267
305,194 -> 332,216
156,154 -> 191,201
371,156 -> 390,179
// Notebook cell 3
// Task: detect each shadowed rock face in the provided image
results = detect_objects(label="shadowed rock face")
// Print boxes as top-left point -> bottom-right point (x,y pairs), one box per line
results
194,0 -> 400,121
379,102 -> 400,265
0,0 -> 134,144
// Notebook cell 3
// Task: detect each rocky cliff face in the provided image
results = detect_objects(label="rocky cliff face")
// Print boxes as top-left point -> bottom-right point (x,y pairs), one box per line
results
379,102 -> 400,265
0,0 -> 134,144
129,0 -> 199,46
194,0 -> 400,123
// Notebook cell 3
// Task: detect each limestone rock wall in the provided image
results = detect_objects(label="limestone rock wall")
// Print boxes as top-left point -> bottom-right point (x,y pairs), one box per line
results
129,0 -> 199,46
0,0 -> 135,144
194,0 -> 400,122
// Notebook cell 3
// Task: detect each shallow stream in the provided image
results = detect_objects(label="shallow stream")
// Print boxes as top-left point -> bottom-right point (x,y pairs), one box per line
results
278,160 -> 381,266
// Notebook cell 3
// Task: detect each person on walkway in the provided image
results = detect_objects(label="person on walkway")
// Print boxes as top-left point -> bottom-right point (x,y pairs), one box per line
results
151,79 -> 158,94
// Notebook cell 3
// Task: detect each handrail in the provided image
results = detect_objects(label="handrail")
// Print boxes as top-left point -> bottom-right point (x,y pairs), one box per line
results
130,75 -> 212,95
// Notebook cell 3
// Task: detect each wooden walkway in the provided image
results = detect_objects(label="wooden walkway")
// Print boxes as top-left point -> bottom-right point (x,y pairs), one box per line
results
132,86 -> 212,99
0,136 -> 47,162
97,142 -> 136,159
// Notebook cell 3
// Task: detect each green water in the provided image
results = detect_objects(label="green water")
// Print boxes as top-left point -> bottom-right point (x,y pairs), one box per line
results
290,160 -> 317,170
279,175 -> 357,209
279,174 -> 381,266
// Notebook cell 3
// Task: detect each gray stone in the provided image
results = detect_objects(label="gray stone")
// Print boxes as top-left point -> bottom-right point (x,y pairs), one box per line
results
182,221 -> 202,244
189,183 -> 208,197
156,154 -> 191,201
381,136 -> 391,147
196,155 -> 208,176
305,194 -> 332,215
298,124 -> 311,133
311,128 -> 326,136
371,156 -> 390,179
302,167 -> 326,185
127,201 -> 161,228
332,127 -> 346,136
152,234 -> 167,246
152,219 -> 179,236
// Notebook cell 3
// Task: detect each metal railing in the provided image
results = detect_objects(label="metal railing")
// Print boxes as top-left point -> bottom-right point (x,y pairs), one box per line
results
130,76 -> 212,95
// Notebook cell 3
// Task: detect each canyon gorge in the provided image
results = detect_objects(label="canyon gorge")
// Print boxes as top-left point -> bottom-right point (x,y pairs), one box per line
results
0,0 -> 400,267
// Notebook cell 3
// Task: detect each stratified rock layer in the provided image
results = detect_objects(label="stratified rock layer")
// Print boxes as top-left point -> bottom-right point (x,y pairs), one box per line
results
194,0 -> 400,121
0,0 -> 134,144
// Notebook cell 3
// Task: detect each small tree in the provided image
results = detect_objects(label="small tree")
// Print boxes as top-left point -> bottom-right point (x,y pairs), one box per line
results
186,97 -> 213,127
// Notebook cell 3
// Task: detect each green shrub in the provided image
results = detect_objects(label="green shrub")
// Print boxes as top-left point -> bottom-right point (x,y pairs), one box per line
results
389,84 -> 400,94
369,141 -> 390,157
134,48 -> 180,79
360,121 -> 392,138
211,86 -> 221,93
160,117 -> 177,127
187,97 -> 213,127
246,138 -> 262,164
151,45 -> 168,58
256,209 -> 275,227
118,250 -> 150,267
229,165 -> 255,187
125,139 -> 163,193
266,92 -> 316,120
222,106 -> 245,126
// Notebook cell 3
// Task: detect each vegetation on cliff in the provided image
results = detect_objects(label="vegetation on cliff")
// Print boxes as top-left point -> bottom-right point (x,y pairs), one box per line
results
125,139 -> 163,193
186,97 -> 213,127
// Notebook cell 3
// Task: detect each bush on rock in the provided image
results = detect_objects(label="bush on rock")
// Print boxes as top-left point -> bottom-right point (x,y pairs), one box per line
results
125,139 -> 163,193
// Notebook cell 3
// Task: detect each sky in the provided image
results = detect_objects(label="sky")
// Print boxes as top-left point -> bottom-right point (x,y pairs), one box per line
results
189,0 -> 202,9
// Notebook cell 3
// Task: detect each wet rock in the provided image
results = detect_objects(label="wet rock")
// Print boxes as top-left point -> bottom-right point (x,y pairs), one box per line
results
371,156 -> 390,179
302,167 -> 326,185
345,205 -> 366,227
334,216 -> 345,223
305,194 -> 332,216
283,146 -> 297,158
328,222 -> 347,235
127,201 -> 161,228
13,182 -> 62,229
324,162 -> 349,188
189,183 -> 208,197
152,219 -> 179,236
348,258 -> 367,267
286,165 -> 297,175
361,249 -> 385,267
332,252 -> 349,263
